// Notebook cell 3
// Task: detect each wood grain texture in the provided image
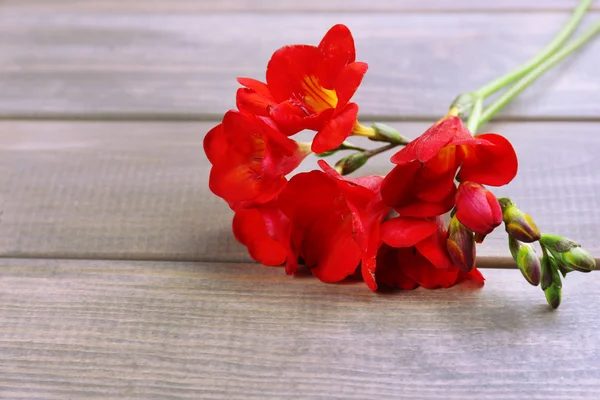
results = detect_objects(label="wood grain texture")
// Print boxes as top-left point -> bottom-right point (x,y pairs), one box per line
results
1,120 -> 599,263
0,258 -> 598,400
3,0 -> 599,12
1,10 -> 599,119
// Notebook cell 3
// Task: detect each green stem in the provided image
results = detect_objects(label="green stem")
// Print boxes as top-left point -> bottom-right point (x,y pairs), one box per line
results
472,0 -> 593,99
478,21 -> 600,128
466,97 -> 483,133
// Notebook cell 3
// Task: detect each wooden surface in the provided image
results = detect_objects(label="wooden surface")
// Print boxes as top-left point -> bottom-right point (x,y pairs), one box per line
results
2,9 -> 600,119
1,259 -> 600,400
1,0 -> 600,398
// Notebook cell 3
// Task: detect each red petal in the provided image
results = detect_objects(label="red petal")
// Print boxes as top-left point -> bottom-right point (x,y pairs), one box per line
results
302,213 -> 362,283
204,123 -> 226,165
236,88 -> 273,116
414,225 -> 454,269
390,117 -> 477,165
455,182 -> 502,235
397,247 -> 459,289
237,77 -> 271,96
380,161 -> 420,208
458,133 -> 519,186
232,205 -> 288,266
334,62 -> 368,111
278,170 -> 341,229
381,217 -> 438,248
270,101 -> 334,136
311,102 -> 358,153
456,268 -> 486,286
267,45 -> 322,103
395,193 -> 455,218
317,24 -> 357,87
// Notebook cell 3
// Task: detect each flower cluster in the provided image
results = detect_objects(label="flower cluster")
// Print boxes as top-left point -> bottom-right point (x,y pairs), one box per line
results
204,24 -> 595,307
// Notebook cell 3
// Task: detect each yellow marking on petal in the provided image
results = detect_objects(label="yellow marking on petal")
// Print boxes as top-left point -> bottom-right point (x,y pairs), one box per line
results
301,75 -> 338,112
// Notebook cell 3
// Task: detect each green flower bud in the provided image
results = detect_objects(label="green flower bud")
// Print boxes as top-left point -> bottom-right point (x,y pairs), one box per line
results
500,202 -> 540,243
508,236 -> 520,260
371,123 -> 409,145
544,283 -> 562,309
557,247 -> 596,272
541,254 -> 562,291
539,234 -> 580,253
446,216 -> 475,272
334,152 -> 368,175
450,92 -> 476,115
516,244 -> 541,286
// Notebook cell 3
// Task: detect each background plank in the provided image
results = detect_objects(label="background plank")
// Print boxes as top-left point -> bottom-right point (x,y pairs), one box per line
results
3,0 -> 599,13
1,259 -> 598,400
1,11 -> 599,119
1,120 -> 598,263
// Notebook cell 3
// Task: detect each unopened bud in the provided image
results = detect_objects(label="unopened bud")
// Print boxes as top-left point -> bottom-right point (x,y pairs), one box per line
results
446,216 -> 475,272
500,201 -> 540,243
539,234 -> 579,253
515,244 -> 541,286
334,152 -> 368,175
508,236 -> 520,260
371,123 -> 409,145
541,254 -> 562,291
450,92 -> 476,116
557,247 -> 596,272
544,283 -> 562,309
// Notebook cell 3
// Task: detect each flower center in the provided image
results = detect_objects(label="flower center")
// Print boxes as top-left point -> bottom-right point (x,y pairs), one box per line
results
301,75 -> 338,112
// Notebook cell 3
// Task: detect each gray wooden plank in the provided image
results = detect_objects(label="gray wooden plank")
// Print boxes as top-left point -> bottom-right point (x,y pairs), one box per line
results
0,258 -> 598,400
1,120 -> 598,263
3,0 -> 599,13
1,11 -> 599,119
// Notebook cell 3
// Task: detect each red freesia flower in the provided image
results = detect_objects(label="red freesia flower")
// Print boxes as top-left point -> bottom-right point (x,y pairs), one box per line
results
278,160 -> 390,290
232,200 -> 295,267
204,110 -> 310,207
377,216 -> 485,289
381,116 -> 518,218
236,24 -> 368,154
455,181 -> 502,235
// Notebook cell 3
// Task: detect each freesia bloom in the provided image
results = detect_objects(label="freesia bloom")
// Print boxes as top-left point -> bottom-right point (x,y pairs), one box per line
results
204,110 -> 310,207
232,200 -> 294,267
377,217 -> 484,289
236,24 -> 368,154
278,160 -> 390,290
381,116 -> 518,218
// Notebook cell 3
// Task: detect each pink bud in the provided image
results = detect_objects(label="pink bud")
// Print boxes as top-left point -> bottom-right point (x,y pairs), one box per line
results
455,182 -> 502,235
446,216 -> 476,272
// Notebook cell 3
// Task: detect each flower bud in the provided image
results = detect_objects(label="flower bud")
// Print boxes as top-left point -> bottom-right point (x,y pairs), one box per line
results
499,200 -> 540,243
556,247 -> 596,272
334,152 -> 368,175
541,254 -> 562,291
515,244 -> 541,286
455,182 -> 502,235
544,283 -> 562,309
508,236 -> 520,260
446,216 -> 475,272
539,233 -> 579,253
371,123 -> 408,145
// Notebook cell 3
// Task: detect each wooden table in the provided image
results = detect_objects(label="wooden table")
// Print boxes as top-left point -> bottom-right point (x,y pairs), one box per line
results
1,1 -> 599,399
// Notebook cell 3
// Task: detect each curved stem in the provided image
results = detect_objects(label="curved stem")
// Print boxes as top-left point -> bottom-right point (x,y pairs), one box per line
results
478,21 -> 600,128
466,96 -> 483,133
472,0 -> 593,99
